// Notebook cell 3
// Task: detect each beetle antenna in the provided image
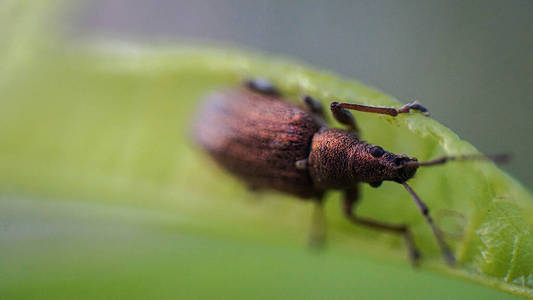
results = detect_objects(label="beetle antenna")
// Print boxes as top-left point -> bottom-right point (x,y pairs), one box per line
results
406,153 -> 510,167
402,182 -> 455,265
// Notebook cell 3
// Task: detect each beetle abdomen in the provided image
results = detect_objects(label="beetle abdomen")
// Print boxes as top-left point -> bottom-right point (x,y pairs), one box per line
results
194,88 -> 322,198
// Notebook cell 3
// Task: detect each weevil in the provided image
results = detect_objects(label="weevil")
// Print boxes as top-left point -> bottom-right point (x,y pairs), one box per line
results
194,79 -> 506,265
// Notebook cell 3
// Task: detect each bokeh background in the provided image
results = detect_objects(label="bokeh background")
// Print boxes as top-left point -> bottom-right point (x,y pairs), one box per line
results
70,0 -> 533,188
2,1 -> 532,299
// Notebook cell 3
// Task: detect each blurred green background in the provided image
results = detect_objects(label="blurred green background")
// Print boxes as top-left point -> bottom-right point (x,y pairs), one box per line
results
70,0 -> 533,189
1,1 -> 532,299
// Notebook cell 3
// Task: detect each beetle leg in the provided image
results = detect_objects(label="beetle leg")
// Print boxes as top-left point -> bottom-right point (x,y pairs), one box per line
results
245,78 -> 281,96
309,197 -> 326,250
343,187 -> 422,266
331,101 -> 430,117
302,95 -> 325,119
403,183 -> 455,265
330,102 -> 360,134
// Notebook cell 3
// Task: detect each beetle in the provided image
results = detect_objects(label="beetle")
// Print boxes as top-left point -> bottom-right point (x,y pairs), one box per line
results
194,79 -> 504,265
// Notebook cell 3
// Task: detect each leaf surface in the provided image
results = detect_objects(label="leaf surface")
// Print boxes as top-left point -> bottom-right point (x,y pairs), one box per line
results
1,2 -> 532,298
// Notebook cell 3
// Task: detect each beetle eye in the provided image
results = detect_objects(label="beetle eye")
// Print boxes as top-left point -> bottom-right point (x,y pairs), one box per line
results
370,146 -> 385,158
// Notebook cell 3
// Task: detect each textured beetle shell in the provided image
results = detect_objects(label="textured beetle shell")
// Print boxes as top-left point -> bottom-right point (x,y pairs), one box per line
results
194,88 -> 323,198
308,128 -> 361,189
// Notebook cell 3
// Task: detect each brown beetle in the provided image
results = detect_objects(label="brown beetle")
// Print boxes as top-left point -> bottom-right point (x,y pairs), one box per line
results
194,79 -> 506,265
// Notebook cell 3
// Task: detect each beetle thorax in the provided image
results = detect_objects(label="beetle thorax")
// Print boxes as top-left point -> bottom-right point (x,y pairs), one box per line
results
307,128 -> 419,189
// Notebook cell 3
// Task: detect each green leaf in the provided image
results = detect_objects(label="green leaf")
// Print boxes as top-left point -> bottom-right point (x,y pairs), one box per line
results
1,3 -> 532,298
0,43 -> 531,299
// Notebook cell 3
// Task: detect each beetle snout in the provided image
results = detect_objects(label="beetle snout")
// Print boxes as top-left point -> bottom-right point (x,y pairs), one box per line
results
394,157 -> 419,183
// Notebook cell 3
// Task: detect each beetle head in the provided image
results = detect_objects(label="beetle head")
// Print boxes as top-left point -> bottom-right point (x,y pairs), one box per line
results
355,144 -> 419,186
